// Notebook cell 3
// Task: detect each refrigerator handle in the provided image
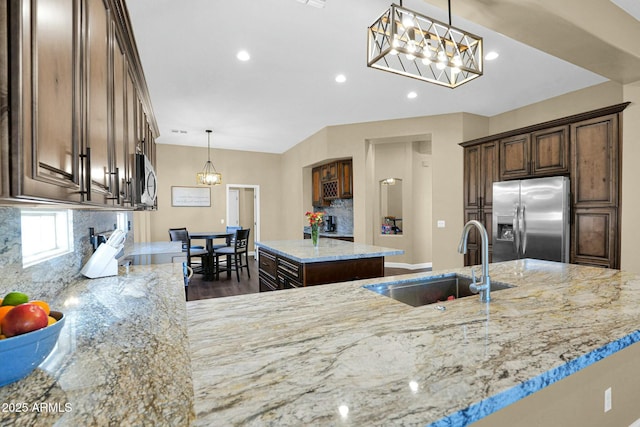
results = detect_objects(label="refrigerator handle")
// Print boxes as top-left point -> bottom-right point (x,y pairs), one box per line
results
513,205 -> 520,254
521,204 -> 527,255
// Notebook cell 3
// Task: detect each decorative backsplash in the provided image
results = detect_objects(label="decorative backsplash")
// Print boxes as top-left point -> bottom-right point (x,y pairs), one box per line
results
0,207 -> 133,301
315,198 -> 353,234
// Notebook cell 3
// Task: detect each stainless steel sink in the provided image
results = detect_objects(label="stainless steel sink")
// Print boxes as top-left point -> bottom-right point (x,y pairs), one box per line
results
363,273 -> 514,307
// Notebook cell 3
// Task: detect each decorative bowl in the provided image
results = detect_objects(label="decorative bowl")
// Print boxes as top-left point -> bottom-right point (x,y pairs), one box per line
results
0,310 -> 65,387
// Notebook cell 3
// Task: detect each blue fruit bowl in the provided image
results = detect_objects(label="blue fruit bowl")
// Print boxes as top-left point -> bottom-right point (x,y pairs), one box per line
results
0,310 -> 65,387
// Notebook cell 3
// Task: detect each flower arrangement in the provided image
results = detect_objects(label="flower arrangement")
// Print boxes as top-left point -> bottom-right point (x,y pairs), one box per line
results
305,211 -> 324,226
305,211 -> 324,247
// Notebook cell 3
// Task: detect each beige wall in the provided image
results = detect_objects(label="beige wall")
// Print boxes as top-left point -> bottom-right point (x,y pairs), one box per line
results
621,80 -> 640,274
282,113 -> 488,270
148,144 -> 281,244
489,81 -> 623,135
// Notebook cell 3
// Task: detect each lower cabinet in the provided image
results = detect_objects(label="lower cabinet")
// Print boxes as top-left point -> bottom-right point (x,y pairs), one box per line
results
258,248 -> 383,291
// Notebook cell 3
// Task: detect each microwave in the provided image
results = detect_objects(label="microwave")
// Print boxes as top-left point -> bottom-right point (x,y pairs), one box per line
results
135,154 -> 157,207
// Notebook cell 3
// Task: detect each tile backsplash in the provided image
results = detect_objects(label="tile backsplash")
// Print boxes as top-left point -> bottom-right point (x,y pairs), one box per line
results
0,207 -> 133,301
314,198 -> 353,234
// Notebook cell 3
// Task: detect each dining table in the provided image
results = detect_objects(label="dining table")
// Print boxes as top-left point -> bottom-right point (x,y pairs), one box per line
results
189,231 -> 234,280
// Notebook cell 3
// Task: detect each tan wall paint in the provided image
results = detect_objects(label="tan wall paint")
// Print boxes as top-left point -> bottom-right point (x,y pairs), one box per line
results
282,113 -> 487,270
148,144 -> 281,243
621,80 -> 640,274
489,81 -> 623,135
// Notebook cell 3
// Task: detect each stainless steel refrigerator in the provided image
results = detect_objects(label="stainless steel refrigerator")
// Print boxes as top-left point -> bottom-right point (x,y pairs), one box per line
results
492,176 -> 570,262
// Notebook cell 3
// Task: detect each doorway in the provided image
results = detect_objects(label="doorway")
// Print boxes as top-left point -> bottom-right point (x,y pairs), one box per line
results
226,184 -> 260,256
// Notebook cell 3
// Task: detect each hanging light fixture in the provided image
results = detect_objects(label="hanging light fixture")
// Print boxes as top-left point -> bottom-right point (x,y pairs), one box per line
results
367,0 -> 483,88
196,130 -> 222,185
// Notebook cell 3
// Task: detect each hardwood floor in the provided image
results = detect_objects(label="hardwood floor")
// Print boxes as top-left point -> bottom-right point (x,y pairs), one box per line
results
185,257 -> 431,302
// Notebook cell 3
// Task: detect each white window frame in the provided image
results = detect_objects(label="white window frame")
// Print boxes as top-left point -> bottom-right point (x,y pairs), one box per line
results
21,209 -> 74,268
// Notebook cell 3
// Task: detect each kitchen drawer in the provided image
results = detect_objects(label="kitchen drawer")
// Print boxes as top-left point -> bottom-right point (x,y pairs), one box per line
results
277,257 -> 301,281
259,275 -> 278,292
258,250 -> 277,277
277,273 -> 302,289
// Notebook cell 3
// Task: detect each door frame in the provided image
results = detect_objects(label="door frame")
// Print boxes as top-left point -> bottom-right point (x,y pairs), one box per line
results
225,184 -> 260,254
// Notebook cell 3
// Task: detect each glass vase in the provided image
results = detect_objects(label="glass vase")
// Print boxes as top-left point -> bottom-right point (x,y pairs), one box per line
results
311,224 -> 319,247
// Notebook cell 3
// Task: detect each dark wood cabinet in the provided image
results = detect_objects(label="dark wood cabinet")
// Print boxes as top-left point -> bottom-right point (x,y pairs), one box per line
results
499,126 -> 569,180
531,126 -> 569,176
2,0 -> 158,208
570,114 -> 620,268
312,159 -> 352,206
463,141 -> 497,266
461,103 -> 627,269
338,160 -> 353,198
311,166 -> 325,207
499,134 -> 530,180
11,0 -> 84,203
258,247 -> 383,291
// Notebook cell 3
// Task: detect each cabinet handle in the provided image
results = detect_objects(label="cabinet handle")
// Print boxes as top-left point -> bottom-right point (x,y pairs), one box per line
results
79,148 -> 92,201
106,167 -> 121,204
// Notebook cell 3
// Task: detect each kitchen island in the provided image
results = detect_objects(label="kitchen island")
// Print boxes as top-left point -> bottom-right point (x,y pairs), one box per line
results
0,264 -> 194,426
187,260 -> 640,426
255,239 -> 403,291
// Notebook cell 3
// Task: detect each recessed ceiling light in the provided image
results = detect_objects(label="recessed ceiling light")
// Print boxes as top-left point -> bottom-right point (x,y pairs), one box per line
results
407,91 -> 417,99
236,50 -> 250,61
485,51 -> 499,61
335,74 -> 346,83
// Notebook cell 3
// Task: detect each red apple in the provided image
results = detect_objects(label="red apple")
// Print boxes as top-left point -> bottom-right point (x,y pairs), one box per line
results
1,303 -> 48,337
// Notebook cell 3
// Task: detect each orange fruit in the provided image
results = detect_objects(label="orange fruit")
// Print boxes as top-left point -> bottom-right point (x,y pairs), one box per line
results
30,300 -> 50,316
47,316 -> 57,326
0,305 -> 13,324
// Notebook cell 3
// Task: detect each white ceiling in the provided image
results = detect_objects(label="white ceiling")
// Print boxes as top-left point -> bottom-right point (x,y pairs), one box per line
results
126,0 -> 607,153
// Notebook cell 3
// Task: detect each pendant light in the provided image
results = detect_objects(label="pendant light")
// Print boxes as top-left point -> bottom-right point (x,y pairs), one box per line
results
196,130 -> 222,185
367,0 -> 483,88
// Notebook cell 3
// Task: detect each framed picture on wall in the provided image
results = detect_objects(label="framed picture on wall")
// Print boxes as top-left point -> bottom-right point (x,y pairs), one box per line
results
171,186 -> 211,207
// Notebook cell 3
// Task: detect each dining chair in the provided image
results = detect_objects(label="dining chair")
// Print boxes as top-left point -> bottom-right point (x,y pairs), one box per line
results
211,225 -> 243,251
168,228 -> 208,274
213,228 -> 251,282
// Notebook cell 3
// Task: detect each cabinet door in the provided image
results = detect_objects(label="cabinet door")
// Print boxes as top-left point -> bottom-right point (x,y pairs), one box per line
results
531,125 -> 569,176
571,207 -> 617,268
479,142 -> 498,209
84,0 -> 112,204
499,134 -> 530,180
321,162 -> 338,181
463,145 -> 481,210
312,166 -> 323,206
338,159 -> 353,198
571,115 -> 618,207
123,70 -> 138,206
16,0 -> 83,202
112,29 -> 127,205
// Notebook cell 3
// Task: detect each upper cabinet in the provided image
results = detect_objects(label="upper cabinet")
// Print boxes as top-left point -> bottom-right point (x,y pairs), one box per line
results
461,103 -> 628,269
2,0 -> 158,209
312,159 -> 353,207
499,126 -> 569,180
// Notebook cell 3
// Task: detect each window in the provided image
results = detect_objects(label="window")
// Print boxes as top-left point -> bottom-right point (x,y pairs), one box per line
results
21,209 -> 74,268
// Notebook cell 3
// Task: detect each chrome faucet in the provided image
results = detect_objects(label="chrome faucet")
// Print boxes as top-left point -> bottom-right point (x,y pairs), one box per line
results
458,220 -> 491,302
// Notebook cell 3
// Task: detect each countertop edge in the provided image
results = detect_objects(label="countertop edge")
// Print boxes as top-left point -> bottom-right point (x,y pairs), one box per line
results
430,330 -> 640,426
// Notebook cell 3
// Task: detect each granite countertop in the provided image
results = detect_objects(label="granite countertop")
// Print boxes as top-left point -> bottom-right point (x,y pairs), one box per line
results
303,226 -> 353,239
255,239 -> 403,263
0,264 -> 194,427
187,259 -> 640,426
125,241 -> 183,256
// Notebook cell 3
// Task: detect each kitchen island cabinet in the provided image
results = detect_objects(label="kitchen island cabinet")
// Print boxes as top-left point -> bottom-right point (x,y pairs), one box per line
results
255,239 -> 402,291
0,264 -> 194,427
187,260 -> 640,426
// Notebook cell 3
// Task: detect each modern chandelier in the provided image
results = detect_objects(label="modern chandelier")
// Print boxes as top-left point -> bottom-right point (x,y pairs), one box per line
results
196,130 -> 222,185
367,0 -> 483,88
